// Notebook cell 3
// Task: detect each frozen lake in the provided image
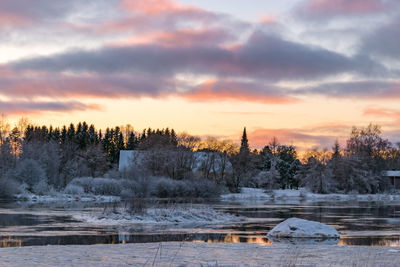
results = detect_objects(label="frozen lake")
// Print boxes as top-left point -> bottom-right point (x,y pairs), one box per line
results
0,199 -> 399,247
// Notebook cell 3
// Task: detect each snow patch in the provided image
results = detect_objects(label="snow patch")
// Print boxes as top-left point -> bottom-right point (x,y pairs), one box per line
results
74,206 -> 244,225
267,217 -> 339,238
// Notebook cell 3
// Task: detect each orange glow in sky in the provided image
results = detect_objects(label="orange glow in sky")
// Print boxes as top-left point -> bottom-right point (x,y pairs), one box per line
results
1,0 -> 399,150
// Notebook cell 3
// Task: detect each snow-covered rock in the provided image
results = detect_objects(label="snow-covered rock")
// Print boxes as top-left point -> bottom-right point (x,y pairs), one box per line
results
267,217 -> 339,238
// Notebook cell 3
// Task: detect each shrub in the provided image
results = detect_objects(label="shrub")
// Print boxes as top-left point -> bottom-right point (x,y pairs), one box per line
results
90,178 -> 122,196
150,177 -> 222,198
13,159 -> 46,189
65,175 -> 224,199
0,177 -> 20,199
68,177 -> 93,193
64,184 -> 85,195
32,180 -> 51,195
66,177 -> 123,196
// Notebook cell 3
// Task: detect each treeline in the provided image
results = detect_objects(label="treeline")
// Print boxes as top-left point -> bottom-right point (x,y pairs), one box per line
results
0,117 -> 399,199
239,124 -> 400,194
296,125 -> 400,193
0,121 -> 182,188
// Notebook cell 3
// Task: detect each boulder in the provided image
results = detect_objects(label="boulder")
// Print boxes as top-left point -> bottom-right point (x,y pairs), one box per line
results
267,217 -> 339,238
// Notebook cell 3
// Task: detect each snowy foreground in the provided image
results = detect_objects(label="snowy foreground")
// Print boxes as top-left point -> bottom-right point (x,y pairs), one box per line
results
222,187 -> 400,202
0,242 -> 399,267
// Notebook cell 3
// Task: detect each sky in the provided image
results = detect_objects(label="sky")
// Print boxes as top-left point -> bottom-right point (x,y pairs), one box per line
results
1,0 -> 400,150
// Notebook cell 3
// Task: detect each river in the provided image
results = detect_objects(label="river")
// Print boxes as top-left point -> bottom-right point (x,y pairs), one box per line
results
0,198 -> 399,247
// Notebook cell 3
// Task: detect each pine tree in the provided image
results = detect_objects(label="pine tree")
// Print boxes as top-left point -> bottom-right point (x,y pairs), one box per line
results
332,139 -> 341,160
126,132 -> 137,150
60,126 -> 67,144
239,127 -> 250,155
170,129 -> 178,147
67,123 -> 75,143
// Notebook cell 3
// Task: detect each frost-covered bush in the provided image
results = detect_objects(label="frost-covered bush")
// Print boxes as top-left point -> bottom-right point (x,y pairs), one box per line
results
0,177 -> 20,198
13,159 -> 47,189
90,178 -> 122,196
32,180 -> 51,195
190,179 -> 222,198
103,169 -> 122,179
66,177 -> 123,196
120,180 -> 138,198
153,177 -> 182,198
68,177 -> 93,193
64,184 -> 85,195
65,175 -> 223,198
150,177 -> 222,198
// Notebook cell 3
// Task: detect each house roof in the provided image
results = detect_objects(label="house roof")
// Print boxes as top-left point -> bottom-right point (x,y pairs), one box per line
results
385,171 -> 400,177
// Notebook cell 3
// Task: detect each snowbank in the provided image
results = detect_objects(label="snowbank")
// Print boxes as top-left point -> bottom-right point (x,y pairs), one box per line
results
267,217 -> 339,238
221,187 -> 400,203
74,206 -> 244,225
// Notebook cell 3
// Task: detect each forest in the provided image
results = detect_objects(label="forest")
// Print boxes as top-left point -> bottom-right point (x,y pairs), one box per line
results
0,116 -> 399,199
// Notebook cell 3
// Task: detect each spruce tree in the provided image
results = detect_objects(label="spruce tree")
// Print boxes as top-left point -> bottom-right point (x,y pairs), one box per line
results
126,132 -> 137,150
239,127 -> 250,155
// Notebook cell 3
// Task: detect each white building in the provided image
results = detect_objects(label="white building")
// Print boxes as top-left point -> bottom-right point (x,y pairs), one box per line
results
384,171 -> 400,189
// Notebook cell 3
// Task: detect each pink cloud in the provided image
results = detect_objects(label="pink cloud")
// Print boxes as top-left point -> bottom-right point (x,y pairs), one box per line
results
247,128 -> 336,150
364,107 -> 400,118
111,28 -> 234,47
181,80 -> 298,104
299,0 -> 386,19
0,12 -> 29,27
258,14 -> 277,24
97,0 -> 230,35
121,0 -> 182,15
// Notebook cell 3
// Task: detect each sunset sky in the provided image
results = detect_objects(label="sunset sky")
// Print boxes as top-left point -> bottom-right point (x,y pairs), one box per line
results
1,0 -> 400,150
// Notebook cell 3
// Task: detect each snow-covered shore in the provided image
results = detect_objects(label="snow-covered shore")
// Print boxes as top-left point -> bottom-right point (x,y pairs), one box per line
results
221,187 -> 400,202
0,242 -> 399,266
14,193 -> 120,203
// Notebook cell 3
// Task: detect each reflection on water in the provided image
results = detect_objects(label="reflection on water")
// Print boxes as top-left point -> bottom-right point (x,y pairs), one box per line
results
0,233 -> 272,248
193,233 -> 273,246
338,236 -> 400,246
267,236 -> 339,245
1,237 -> 22,248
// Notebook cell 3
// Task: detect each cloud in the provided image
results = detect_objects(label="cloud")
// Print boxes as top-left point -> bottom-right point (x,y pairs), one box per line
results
182,80 -> 297,104
0,68 -> 297,104
0,0 -> 113,27
296,0 -> 387,20
364,107 -> 400,117
0,99 -> 99,115
98,0 -> 247,35
297,80 -> 400,99
361,17 -> 400,59
0,28 -> 393,105
11,31 -> 387,81
112,28 -> 236,47
0,68 -> 174,98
